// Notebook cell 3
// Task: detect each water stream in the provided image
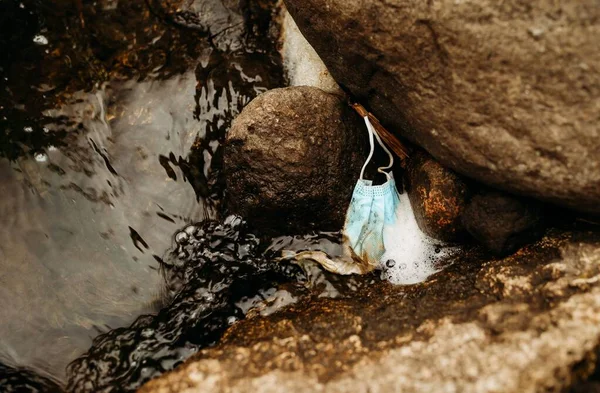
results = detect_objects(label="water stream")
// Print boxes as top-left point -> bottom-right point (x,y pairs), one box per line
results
0,0 -> 283,386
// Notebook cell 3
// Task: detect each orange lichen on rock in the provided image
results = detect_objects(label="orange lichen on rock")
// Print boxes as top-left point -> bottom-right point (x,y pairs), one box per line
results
406,150 -> 470,242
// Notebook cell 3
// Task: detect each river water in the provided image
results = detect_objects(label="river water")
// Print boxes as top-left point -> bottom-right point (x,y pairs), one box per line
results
0,0 -> 284,385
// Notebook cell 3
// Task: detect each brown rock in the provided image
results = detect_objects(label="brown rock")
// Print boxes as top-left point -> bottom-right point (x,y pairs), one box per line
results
224,86 -> 367,235
283,0 -> 600,214
462,191 -> 545,255
140,230 -> 600,393
570,381 -> 600,393
405,149 -> 470,242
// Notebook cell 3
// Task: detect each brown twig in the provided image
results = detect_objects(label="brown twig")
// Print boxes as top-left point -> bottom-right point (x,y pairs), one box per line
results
351,102 -> 410,160
75,0 -> 85,28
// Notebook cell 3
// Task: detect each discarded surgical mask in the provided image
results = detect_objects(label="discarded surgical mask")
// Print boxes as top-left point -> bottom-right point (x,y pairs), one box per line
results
280,116 -> 455,285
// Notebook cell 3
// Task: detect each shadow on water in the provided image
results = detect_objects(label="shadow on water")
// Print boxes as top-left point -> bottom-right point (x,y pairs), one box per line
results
0,0 -> 284,387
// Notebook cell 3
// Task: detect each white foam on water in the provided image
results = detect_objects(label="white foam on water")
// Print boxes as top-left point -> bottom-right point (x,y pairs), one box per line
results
33,152 -> 47,162
32,34 -> 48,45
380,192 -> 455,285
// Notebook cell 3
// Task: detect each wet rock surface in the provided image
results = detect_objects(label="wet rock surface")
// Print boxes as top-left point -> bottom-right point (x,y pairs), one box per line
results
224,86 -> 367,236
283,0 -> 600,214
405,150 -> 470,242
463,191 -> 546,255
140,226 -> 600,393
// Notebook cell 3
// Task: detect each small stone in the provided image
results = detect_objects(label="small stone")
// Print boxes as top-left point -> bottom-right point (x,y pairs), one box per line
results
528,27 -> 545,39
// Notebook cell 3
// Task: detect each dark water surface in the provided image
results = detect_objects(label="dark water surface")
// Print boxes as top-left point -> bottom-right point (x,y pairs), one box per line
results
0,0 -> 284,388
65,216 -> 305,392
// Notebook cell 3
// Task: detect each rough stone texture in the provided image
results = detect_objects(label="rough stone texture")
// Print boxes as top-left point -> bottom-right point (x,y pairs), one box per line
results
463,191 -> 545,255
224,86 -> 367,235
140,228 -> 600,393
405,149 -> 470,242
283,0 -> 600,214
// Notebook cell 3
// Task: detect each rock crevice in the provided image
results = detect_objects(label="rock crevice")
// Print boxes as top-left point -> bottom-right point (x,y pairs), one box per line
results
283,0 -> 600,213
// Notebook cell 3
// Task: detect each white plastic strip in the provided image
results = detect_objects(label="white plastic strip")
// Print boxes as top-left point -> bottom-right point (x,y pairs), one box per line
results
359,116 -> 394,180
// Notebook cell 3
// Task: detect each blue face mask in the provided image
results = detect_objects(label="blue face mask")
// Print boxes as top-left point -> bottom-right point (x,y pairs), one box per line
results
280,116 -> 446,283
343,116 -> 398,270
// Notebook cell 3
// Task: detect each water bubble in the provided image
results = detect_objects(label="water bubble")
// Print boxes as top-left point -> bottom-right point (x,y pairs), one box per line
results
378,192 -> 458,285
184,225 -> 197,236
33,35 -> 49,45
34,152 -> 47,162
385,259 -> 396,268
175,231 -> 189,244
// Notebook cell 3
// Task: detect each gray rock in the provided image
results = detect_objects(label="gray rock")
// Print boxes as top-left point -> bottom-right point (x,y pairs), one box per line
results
462,191 -> 545,255
405,149 -> 470,242
140,230 -> 600,393
224,86 -> 367,235
283,0 -> 600,214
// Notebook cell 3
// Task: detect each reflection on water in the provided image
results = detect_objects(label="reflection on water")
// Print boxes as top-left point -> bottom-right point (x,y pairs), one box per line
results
65,216 -> 307,393
0,77 -> 203,379
0,0 -> 283,384
0,363 -> 63,393
65,219 -> 374,393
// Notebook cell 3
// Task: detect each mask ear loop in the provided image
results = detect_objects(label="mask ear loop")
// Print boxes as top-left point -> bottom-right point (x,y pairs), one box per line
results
359,116 -> 376,180
363,116 -> 394,181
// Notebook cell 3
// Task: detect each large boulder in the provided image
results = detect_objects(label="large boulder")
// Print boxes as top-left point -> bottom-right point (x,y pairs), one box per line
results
224,86 -> 367,235
282,0 -> 600,214
140,229 -> 600,393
